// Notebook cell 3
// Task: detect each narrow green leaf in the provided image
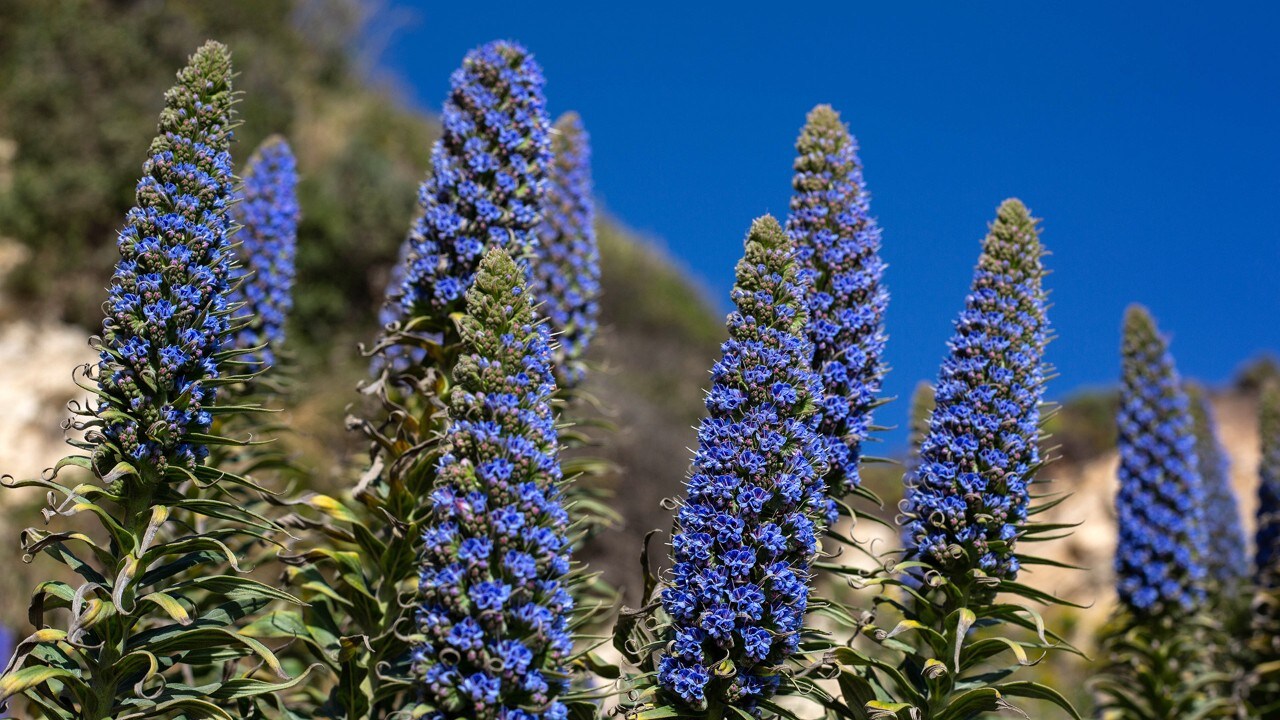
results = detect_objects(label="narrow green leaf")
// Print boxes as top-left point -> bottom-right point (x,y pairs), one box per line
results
995,681 -> 1081,719
139,592 -> 192,625
936,688 -> 1002,720
953,607 -> 976,671
0,666 -> 77,702
836,670 -> 875,720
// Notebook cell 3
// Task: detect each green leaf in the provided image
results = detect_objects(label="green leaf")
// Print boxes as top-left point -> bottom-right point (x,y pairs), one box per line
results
832,647 -> 926,706
208,664 -> 323,700
959,636 -> 1030,671
117,696 -> 235,719
309,493 -> 360,523
836,670 -> 876,720
995,681 -> 1081,719
881,618 -> 947,656
175,575 -> 302,606
578,650 -> 621,680
953,607 -> 976,671
634,707 -> 683,719
936,687 -> 1002,720
139,591 -> 192,625
240,609 -> 312,640
136,626 -> 288,678
0,665 -> 78,702
865,700 -> 913,720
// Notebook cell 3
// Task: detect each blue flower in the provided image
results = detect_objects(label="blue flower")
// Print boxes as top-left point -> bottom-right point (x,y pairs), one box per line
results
1113,306 -> 1208,617
786,105 -> 888,505
532,113 -> 600,389
377,41 -> 551,373
96,41 -> 236,472
1258,382 -> 1280,590
227,136 -> 299,368
657,657 -> 711,706
658,216 -> 830,712
412,248 -> 572,720
900,200 -> 1048,583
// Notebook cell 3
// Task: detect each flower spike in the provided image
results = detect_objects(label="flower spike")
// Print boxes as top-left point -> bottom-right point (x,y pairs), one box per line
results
1258,381 -> 1280,591
228,135 -> 300,368
900,199 -> 1049,583
656,215 -> 831,712
1113,305 -> 1208,618
411,248 -> 575,720
0,41 -> 304,717
377,40 -> 551,372
534,112 -> 600,389
1185,383 -> 1246,595
97,40 -> 237,472
786,105 -> 888,508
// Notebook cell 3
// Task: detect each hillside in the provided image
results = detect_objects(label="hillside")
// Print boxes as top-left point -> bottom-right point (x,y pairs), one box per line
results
0,0 -> 725,621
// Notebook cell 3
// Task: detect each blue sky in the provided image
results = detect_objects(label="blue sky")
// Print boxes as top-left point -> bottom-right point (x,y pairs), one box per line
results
377,1 -> 1280,435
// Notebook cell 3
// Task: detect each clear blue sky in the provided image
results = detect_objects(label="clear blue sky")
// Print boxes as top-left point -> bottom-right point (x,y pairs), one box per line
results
377,1 -> 1280,436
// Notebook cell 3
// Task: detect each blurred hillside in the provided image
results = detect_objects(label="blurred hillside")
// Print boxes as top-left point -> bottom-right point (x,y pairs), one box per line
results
0,0 -> 722,609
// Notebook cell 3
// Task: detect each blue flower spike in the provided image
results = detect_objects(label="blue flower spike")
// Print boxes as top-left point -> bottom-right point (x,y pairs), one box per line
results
534,112 -> 600,389
377,41 -> 552,373
786,105 -> 888,511
227,135 -> 300,368
1185,383 -> 1246,595
900,199 -> 1049,585
658,215 -> 831,713
98,40 -> 238,473
411,247 -> 575,720
1257,382 -> 1280,591
1113,305 -> 1208,618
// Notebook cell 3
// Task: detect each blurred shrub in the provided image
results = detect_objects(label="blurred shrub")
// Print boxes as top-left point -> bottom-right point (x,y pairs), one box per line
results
1045,387 -> 1119,463
1234,353 -> 1280,393
0,0 -> 422,340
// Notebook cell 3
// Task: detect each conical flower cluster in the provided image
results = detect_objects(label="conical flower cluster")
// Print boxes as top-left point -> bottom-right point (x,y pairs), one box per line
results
1114,306 -> 1208,616
1258,382 -> 1280,590
228,135 -> 299,367
900,200 -> 1048,581
98,40 -> 236,471
533,112 -> 600,389
411,248 -> 573,720
785,105 -> 888,507
1186,383 -> 1246,591
379,41 -> 551,371
658,216 -> 830,711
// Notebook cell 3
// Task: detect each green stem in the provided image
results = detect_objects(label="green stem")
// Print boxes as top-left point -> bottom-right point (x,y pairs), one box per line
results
84,472 -> 158,720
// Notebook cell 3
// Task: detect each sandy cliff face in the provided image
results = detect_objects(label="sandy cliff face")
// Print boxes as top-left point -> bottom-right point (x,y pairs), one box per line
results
0,321 -> 95,481
0,240 -> 98,625
0,242 -> 96,483
1030,390 -> 1260,645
